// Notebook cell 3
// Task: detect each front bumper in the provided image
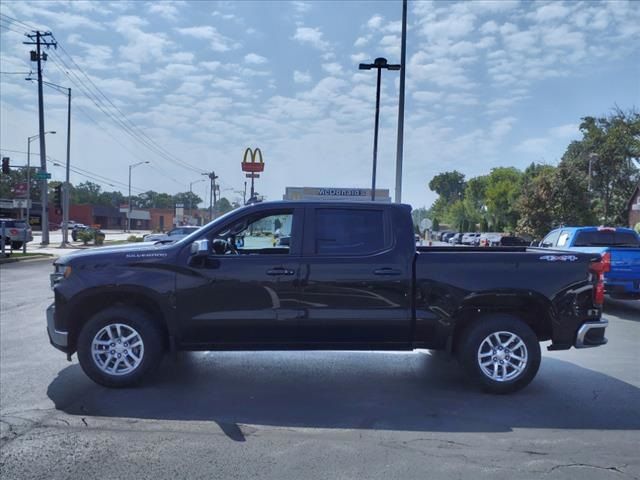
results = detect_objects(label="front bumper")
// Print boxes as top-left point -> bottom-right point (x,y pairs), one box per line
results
574,319 -> 609,348
46,303 -> 69,352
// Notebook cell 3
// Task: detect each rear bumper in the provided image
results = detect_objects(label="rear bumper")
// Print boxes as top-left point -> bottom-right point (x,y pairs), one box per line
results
47,303 -> 69,352
574,319 -> 608,348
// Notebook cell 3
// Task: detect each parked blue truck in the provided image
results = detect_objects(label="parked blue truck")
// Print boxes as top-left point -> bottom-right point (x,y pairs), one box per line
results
540,226 -> 640,299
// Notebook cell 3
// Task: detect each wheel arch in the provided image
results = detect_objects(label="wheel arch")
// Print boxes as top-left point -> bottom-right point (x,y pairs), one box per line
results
450,290 -> 553,352
66,287 -> 171,352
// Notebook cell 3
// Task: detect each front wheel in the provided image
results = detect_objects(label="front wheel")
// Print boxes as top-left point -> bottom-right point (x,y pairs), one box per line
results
457,315 -> 541,394
77,306 -> 165,387
11,241 -> 23,250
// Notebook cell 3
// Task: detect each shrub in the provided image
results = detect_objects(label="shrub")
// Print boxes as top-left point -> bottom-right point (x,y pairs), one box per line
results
635,223 -> 640,234
127,235 -> 143,243
94,231 -> 105,245
77,230 -> 93,245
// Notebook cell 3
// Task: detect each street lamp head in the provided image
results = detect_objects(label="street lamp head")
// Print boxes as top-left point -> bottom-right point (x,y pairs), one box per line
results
48,131 -> 56,134
144,161 -> 150,164
359,63 -> 373,70
387,64 -> 402,71
373,57 -> 388,67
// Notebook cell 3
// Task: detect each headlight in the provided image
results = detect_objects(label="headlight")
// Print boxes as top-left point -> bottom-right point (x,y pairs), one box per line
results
51,264 -> 72,288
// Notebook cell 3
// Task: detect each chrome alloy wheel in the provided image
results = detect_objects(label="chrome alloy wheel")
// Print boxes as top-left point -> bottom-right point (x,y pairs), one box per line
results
91,323 -> 144,376
477,331 -> 528,382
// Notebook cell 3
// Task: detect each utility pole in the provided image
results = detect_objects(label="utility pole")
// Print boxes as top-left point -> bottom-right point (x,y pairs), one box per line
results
243,181 -> 247,205
202,171 -> 218,220
62,87 -> 71,245
394,0 -> 408,204
24,31 -> 57,245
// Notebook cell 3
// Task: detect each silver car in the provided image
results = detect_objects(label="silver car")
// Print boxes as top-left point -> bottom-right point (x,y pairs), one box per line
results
143,226 -> 201,243
0,218 -> 33,249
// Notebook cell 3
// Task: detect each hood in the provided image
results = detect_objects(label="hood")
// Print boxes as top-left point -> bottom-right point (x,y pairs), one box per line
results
59,241 -> 176,263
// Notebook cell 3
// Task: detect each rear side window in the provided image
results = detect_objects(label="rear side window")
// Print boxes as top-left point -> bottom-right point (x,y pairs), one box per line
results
315,208 -> 385,255
574,230 -> 640,247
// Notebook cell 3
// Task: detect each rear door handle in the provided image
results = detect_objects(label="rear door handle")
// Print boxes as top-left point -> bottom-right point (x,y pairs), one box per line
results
266,268 -> 295,276
373,268 -> 402,276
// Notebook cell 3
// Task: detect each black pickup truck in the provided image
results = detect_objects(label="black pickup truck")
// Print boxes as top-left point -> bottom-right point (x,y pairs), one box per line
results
47,201 -> 609,393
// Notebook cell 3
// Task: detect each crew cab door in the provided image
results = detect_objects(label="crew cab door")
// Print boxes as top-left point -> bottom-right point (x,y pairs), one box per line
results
176,207 -> 304,346
296,206 -> 413,347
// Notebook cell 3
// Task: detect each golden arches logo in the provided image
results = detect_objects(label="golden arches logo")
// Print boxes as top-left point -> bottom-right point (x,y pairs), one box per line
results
241,147 -> 265,173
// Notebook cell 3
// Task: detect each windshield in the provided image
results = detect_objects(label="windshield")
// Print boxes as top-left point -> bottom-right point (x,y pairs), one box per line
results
573,230 -> 640,247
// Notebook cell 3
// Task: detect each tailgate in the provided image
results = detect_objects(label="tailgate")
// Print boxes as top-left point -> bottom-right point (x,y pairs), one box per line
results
609,248 -> 640,279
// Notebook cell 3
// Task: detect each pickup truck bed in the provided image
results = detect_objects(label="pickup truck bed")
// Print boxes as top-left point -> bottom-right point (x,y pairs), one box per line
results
47,201 -> 608,394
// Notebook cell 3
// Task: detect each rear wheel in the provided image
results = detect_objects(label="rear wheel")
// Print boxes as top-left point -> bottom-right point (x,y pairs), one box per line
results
77,306 -> 165,387
457,315 -> 541,394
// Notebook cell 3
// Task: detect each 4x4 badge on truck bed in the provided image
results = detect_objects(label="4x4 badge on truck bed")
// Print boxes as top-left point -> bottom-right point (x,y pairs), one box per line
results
539,255 -> 579,262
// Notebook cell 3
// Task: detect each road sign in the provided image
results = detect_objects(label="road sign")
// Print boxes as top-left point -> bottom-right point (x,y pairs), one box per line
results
420,218 -> 432,231
34,172 -> 51,180
13,199 -> 31,208
12,182 -> 28,198
246,173 -> 260,178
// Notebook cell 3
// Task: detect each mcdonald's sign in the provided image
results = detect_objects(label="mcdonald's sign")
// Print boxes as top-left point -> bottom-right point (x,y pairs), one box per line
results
241,147 -> 264,173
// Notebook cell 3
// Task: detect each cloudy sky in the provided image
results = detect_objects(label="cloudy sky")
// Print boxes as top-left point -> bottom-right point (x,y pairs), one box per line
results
1,0 -> 639,208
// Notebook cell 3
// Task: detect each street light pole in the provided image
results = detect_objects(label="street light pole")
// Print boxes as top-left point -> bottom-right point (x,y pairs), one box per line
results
394,0 -> 408,204
127,161 -> 149,232
25,131 -> 55,253
359,57 -> 401,201
189,179 -> 205,220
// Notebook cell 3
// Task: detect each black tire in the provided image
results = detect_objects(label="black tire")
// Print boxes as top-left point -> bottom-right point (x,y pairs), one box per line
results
77,306 -> 165,388
11,241 -> 23,250
456,314 -> 541,394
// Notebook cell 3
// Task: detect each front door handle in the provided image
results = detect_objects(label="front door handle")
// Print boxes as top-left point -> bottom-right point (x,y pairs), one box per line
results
266,268 -> 295,276
373,268 -> 402,276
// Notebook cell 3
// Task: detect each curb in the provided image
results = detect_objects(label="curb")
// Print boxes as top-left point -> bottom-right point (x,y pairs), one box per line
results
0,255 -> 55,265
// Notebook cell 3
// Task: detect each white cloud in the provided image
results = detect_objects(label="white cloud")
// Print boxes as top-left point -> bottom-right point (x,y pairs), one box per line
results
175,25 -> 237,52
114,16 -> 173,63
350,52 -> 369,63
322,62 -> 342,75
367,15 -> 384,30
413,91 -> 443,103
148,3 -> 180,21
292,26 -> 330,50
244,53 -> 267,64
354,35 -> 370,47
293,70 -> 312,83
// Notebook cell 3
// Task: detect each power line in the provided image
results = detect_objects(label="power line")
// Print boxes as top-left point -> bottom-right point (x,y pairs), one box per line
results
0,13 -> 37,31
48,36 -> 207,175
0,148 -> 146,193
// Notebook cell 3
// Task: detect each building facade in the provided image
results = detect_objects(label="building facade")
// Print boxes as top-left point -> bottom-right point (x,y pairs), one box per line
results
283,186 -> 391,202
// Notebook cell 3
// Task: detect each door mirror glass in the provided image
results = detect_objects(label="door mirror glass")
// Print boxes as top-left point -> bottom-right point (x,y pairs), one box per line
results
190,239 -> 209,256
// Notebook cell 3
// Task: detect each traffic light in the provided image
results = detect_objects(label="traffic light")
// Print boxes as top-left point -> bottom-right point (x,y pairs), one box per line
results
1,157 -> 9,174
53,184 -> 62,208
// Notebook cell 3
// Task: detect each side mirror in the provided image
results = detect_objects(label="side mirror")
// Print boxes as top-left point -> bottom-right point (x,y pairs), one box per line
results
190,239 -> 209,256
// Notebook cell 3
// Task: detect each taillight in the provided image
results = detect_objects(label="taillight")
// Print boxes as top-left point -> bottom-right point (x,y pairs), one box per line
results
10,229 -> 18,235
589,252 -> 611,306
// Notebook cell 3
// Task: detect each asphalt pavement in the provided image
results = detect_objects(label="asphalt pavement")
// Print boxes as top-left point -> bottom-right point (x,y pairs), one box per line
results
1,259 -> 639,479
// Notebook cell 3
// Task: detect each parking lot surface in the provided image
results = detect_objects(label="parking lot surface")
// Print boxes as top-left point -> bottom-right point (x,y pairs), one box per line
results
1,259 -> 639,479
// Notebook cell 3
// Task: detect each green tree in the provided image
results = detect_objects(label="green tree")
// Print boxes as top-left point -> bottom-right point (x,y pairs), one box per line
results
428,171 -> 466,204
432,218 -> 440,231
571,110 -> 640,224
174,191 -> 202,210
516,165 -> 557,237
72,181 -> 103,204
485,167 -> 522,230
216,197 -> 234,215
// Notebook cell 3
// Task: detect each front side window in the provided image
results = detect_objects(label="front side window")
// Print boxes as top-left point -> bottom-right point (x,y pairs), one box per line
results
215,211 -> 293,255
557,231 -> 570,247
315,208 -> 385,255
